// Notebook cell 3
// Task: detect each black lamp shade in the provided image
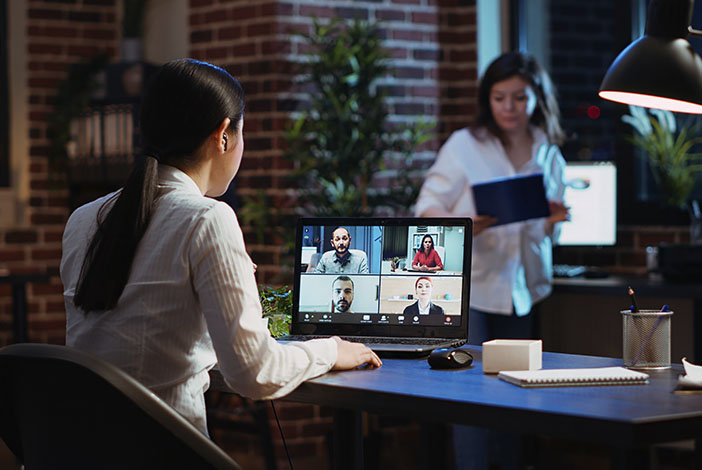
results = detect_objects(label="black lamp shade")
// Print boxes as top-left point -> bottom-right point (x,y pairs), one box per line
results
599,36 -> 702,113
599,0 -> 702,113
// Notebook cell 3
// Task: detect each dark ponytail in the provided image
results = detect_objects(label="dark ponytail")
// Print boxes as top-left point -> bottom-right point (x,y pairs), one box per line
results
74,59 -> 245,312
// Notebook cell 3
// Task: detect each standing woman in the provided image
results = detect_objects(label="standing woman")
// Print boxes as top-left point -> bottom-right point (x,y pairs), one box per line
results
411,234 -> 443,272
414,51 -> 568,470
415,51 -> 568,344
60,59 -> 381,436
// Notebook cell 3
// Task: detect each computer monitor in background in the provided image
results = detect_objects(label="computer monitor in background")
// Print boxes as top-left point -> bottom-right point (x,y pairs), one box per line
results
557,161 -> 617,246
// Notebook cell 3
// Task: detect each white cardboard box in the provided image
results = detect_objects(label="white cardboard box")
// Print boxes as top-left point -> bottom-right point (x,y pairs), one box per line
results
482,339 -> 542,374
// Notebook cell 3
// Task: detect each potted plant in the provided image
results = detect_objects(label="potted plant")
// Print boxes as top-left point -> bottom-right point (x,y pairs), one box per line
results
622,105 -> 702,243
284,17 -> 432,217
259,285 -> 292,337
390,256 -> 400,272
239,17 -> 432,282
622,105 -> 702,208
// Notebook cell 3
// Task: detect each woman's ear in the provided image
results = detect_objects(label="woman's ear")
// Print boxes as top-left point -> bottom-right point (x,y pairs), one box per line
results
213,117 -> 231,153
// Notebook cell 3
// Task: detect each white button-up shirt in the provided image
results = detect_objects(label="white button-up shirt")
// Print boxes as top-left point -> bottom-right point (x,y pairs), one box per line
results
414,127 -> 566,316
61,165 -> 337,433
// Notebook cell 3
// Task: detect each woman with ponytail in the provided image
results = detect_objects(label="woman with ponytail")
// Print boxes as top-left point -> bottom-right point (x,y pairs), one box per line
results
60,59 -> 381,435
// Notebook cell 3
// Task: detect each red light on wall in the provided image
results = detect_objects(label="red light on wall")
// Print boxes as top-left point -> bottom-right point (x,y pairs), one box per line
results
587,105 -> 601,119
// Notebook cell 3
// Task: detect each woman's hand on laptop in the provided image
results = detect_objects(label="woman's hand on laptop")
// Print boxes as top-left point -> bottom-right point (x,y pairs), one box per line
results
331,337 -> 383,370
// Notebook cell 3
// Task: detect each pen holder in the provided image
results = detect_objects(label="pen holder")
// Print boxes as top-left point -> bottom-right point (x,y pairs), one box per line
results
621,309 -> 672,369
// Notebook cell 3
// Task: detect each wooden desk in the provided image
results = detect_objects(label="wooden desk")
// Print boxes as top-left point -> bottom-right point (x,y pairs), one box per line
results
553,275 -> 702,360
279,346 -> 702,470
0,273 -> 51,343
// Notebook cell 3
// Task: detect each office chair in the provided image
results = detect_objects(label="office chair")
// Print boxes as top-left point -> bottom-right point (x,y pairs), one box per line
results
434,246 -> 445,266
305,252 -> 320,272
0,343 -> 241,470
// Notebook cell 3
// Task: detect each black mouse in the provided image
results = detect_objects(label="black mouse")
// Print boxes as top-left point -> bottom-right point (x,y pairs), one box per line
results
428,347 -> 473,369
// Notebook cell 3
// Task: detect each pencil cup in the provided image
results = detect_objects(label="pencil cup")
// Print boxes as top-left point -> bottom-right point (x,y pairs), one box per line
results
621,309 -> 672,369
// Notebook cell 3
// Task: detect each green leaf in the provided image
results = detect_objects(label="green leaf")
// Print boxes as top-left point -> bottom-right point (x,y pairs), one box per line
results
259,285 -> 292,337
622,106 -> 702,205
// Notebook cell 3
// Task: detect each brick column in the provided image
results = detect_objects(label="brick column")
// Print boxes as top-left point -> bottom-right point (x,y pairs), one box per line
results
189,0 -> 477,284
0,0 -> 119,345
189,1 -> 477,467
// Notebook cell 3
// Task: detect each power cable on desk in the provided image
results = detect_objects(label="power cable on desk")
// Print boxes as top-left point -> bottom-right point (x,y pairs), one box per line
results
271,400 -> 294,470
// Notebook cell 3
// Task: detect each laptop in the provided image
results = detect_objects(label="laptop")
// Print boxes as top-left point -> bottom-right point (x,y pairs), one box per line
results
278,217 -> 473,357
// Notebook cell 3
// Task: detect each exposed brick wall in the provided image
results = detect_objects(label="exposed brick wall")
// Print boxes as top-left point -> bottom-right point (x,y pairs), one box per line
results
1,1 -> 477,465
3,0 -> 674,466
0,0 -> 119,346
187,1 -> 476,467
2,0 -> 669,351
189,0 -> 477,284
189,0 -> 295,284
206,391 -> 425,469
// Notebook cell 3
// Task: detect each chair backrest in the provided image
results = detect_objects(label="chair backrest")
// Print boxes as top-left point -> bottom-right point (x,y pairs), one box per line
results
434,246 -> 445,265
0,343 -> 241,470
305,252 -> 320,272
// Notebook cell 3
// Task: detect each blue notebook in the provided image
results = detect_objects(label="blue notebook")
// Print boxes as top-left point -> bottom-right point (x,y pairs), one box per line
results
472,173 -> 550,226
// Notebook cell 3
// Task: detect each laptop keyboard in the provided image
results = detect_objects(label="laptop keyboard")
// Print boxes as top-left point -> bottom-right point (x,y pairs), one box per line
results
282,335 -> 462,346
352,337 -> 456,345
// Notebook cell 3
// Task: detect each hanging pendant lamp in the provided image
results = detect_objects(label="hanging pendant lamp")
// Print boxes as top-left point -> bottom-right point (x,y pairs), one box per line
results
599,0 -> 702,113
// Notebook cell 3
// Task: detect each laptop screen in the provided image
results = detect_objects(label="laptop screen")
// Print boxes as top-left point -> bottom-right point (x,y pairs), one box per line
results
292,217 -> 472,339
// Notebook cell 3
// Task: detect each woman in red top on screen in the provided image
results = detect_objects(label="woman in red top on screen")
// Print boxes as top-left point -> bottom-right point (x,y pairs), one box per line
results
411,234 -> 443,272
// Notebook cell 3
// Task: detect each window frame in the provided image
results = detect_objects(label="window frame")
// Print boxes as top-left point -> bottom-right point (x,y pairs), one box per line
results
508,0 -> 698,226
1,0 -> 9,188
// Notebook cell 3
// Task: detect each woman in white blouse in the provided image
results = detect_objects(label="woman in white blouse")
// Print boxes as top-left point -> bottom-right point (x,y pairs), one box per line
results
61,58 -> 381,435
415,51 -> 569,470
415,51 -> 569,344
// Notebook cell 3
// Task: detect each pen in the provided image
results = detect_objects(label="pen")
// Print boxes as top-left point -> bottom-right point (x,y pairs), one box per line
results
627,286 -> 639,313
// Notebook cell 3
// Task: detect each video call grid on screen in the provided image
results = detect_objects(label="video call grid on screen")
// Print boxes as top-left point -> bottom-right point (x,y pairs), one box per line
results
295,220 -> 469,327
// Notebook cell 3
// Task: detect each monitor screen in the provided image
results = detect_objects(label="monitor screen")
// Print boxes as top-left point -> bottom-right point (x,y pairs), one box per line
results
557,161 -> 617,246
293,217 -> 472,331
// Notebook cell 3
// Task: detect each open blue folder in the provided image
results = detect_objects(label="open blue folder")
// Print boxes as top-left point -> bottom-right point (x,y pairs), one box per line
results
472,173 -> 550,226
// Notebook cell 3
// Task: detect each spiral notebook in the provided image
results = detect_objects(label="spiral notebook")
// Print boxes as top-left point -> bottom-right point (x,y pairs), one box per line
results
498,367 -> 649,388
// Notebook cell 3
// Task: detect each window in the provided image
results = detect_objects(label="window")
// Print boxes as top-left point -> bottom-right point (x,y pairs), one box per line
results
511,0 -> 701,225
1,0 -> 9,187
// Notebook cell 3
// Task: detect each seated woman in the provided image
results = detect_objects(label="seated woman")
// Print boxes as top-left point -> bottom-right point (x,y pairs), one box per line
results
411,234 -> 444,272
403,277 -> 445,315
60,58 -> 381,436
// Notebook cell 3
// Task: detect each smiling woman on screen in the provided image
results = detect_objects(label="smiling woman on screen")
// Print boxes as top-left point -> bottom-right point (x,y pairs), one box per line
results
402,277 -> 444,315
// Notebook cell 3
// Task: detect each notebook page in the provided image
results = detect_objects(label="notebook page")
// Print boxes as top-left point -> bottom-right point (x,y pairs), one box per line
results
498,367 -> 649,388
